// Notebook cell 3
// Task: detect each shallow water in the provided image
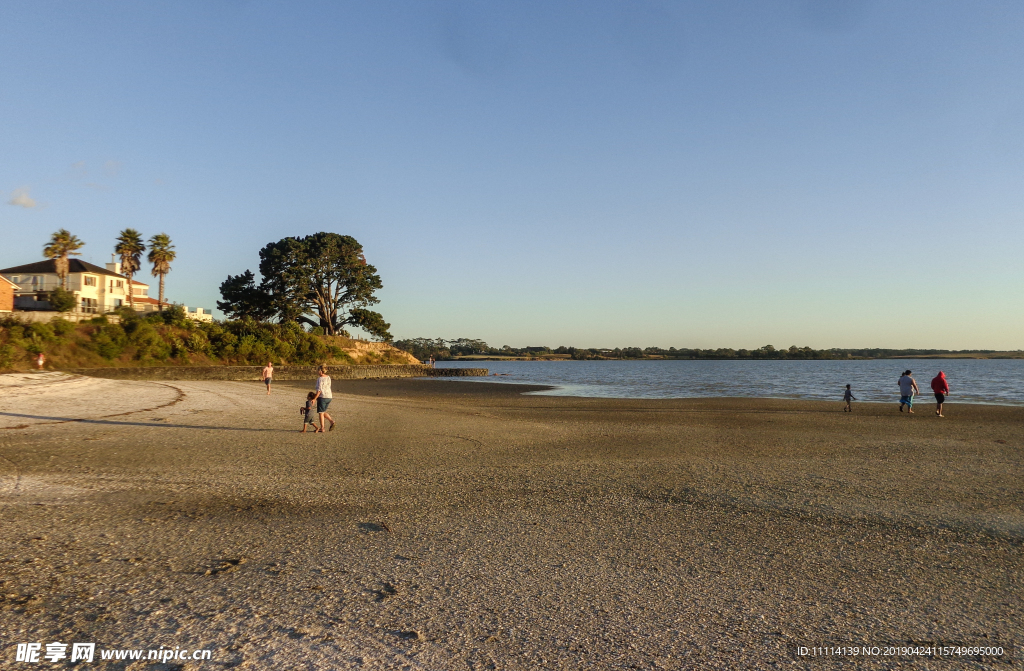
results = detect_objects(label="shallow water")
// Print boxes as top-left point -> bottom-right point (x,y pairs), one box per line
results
435,359 -> 1024,405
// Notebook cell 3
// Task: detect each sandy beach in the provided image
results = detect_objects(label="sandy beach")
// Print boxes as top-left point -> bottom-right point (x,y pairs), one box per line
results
0,373 -> 1020,669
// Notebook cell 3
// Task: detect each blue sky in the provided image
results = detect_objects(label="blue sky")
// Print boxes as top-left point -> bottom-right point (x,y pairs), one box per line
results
2,1 -> 1022,349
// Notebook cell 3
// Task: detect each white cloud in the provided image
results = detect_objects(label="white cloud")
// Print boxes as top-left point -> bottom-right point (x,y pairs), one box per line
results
8,188 -> 36,208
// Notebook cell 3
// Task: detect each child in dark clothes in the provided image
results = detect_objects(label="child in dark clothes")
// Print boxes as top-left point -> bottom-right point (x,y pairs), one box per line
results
843,384 -> 856,412
300,392 -> 321,433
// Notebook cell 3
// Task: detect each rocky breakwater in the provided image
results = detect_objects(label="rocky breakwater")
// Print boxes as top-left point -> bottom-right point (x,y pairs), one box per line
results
59,365 -> 488,381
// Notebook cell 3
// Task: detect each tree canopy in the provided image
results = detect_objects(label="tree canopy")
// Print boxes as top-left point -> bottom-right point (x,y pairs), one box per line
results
114,229 -> 145,307
147,232 -> 176,310
43,229 -> 85,290
218,233 -> 391,340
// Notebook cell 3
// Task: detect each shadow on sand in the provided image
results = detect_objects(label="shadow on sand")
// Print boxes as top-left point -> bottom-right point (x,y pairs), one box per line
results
0,412 -> 292,433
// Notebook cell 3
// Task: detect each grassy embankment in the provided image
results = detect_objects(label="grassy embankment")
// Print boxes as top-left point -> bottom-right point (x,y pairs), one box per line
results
0,308 -> 416,373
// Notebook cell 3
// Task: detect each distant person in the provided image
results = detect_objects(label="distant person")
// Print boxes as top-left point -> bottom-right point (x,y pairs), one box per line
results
843,384 -> 856,412
299,391 -> 320,433
898,370 -> 920,414
931,371 -> 950,417
261,361 -> 274,395
428,356 -> 435,368
36,352 -> 45,370
312,365 -> 336,432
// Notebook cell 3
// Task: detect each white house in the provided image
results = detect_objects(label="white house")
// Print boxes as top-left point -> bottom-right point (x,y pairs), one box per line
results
0,258 -> 160,314
185,306 -> 214,323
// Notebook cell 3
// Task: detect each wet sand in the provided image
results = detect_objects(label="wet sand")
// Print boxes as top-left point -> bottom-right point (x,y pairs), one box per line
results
0,374 -> 1021,669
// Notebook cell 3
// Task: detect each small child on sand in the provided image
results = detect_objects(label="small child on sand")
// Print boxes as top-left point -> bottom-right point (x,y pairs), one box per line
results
300,392 -> 321,433
843,384 -> 856,412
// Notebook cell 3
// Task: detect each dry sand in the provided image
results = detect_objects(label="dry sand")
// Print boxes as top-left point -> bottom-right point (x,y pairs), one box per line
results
0,373 -> 1020,669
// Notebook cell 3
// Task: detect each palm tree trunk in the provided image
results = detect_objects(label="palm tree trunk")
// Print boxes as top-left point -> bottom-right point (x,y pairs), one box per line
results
127,275 -> 134,308
57,255 -> 69,290
159,274 -> 165,311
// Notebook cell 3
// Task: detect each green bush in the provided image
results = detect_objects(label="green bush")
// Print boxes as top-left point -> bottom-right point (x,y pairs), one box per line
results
91,323 -> 128,360
0,344 -> 13,369
26,322 -> 56,341
51,318 -> 76,336
48,287 -> 77,313
23,337 -> 44,356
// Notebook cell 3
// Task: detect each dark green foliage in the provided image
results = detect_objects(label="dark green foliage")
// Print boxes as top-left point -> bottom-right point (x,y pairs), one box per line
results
219,233 -> 391,340
392,338 -> 450,362
0,310 -> 355,369
51,318 -> 76,336
347,307 -> 391,342
395,338 -> 1014,361
48,288 -> 77,313
217,271 -> 274,322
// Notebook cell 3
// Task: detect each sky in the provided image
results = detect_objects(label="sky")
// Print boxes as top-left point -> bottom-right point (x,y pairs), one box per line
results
1,1 -> 1022,350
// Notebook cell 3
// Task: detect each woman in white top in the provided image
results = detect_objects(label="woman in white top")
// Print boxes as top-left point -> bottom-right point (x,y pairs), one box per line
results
312,365 -> 336,432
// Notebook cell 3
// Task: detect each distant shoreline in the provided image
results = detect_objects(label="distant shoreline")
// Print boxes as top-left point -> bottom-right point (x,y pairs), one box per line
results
445,353 -> 1024,362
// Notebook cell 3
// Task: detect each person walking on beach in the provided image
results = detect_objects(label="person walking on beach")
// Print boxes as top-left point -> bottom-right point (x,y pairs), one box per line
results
312,365 -> 336,432
898,370 -> 920,414
261,361 -> 274,395
843,384 -> 856,412
36,352 -> 45,370
931,371 -> 950,417
299,391 -> 320,433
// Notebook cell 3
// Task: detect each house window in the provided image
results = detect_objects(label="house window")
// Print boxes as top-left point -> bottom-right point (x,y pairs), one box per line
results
80,298 -> 98,314
9,276 -> 18,283
84,276 -> 96,286
114,299 -> 122,308
116,280 -> 123,288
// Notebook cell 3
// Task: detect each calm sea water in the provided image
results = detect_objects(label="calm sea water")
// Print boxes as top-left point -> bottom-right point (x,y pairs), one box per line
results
434,359 -> 1024,405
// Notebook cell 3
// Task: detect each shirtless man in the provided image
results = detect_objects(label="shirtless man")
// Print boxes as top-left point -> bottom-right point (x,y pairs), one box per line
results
261,361 -> 274,395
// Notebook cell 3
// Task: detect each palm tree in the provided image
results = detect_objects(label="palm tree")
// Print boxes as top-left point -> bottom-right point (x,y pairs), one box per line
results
114,229 -> 145,309
147,233 -> 176,311
43,229 -> 85,290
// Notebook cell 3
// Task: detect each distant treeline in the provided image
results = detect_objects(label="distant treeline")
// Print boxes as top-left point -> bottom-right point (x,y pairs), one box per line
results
393,338 -> 1015,361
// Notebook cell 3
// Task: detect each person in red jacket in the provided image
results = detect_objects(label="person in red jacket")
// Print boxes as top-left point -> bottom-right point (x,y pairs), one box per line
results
931,371 -> 950,417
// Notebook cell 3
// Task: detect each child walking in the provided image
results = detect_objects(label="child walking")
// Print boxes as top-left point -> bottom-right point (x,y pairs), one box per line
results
300,392 -> 321,433
843,384 -> 856,412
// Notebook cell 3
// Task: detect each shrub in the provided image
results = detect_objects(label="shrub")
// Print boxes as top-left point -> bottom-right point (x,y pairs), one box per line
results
48,288 -> 77,313
91,323 -> 128,360
186,331 -> 210,355
51,318 -> 76,336
161,305 -> 190,328
0,344 -> 13,369
26,322 -> 56,341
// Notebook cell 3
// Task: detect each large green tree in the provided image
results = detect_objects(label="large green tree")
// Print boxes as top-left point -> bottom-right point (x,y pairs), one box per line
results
114,229 -> 145,308
219,233 -> 391,340
217,270 -> 275,321
147,232 -> 176,310
43,229 -> 85,290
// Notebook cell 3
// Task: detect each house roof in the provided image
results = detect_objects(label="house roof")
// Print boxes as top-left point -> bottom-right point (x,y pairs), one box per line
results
1,259 -> 122,277
0,259 -> 148,286
0,275 -> 17,288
